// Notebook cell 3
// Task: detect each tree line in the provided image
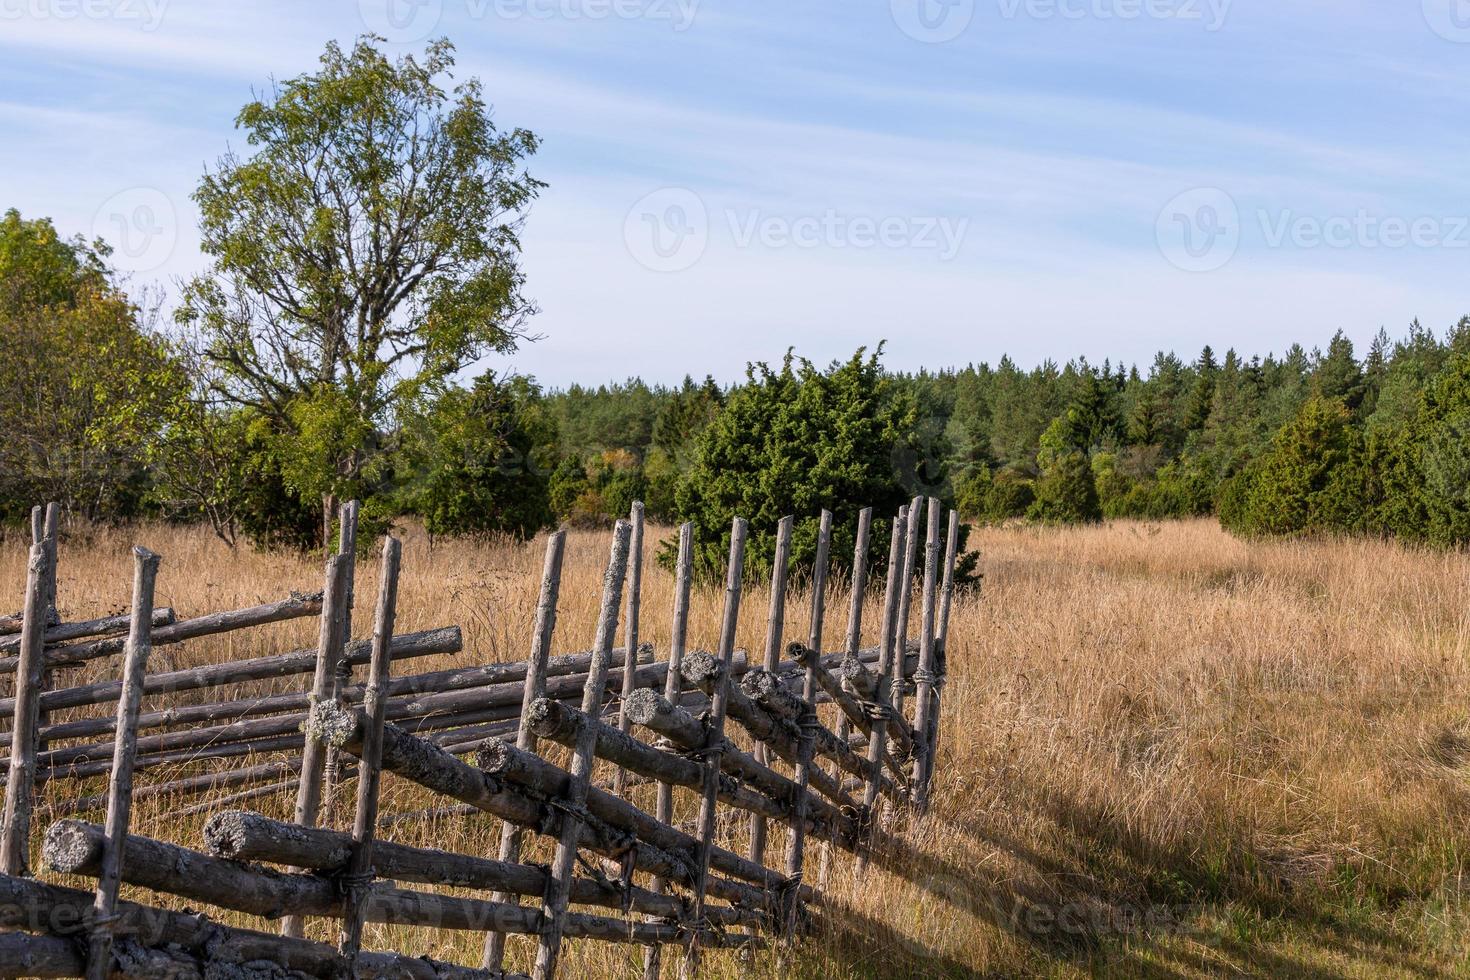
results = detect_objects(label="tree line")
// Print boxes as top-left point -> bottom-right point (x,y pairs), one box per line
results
4,35 -> 1469,568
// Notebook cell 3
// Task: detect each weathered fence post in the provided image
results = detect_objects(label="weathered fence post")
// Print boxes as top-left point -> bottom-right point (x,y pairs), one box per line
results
910,499 -> 943,813
614,500 -> 645,797
0,541 -> 51,876
338,535 -> 401,969
684,517 -> 748,979
643,521 -> 693,980
785,509 -> 832,929
820,505 -> 870,887
921,511 -> 962,804
749,514 -> 792,868
891,495 -> 923,722
323,499 -> 360,809
85,545 -> 160,980
534,519 -> 632,980
484,530 -> 567,971
34,503 -> 59,743
856,507 -> 907,873
281,551 -> 351,938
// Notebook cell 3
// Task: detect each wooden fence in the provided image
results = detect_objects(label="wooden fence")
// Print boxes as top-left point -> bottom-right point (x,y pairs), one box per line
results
0,496 -> 961,979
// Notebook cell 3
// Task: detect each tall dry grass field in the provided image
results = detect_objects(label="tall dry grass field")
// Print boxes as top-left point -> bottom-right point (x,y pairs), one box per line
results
3,518 -> 1469,977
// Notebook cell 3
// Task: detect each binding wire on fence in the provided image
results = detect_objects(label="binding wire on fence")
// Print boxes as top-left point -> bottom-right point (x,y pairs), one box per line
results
0,497 -> 964,978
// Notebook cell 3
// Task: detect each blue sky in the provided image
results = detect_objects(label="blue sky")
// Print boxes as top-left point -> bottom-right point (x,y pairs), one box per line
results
3,0 -> 1469,385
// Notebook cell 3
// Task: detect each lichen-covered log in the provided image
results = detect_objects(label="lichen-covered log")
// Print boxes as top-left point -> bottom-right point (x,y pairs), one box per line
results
620,689 -> 860,849
202,810 -> 759,929
521,699 -> 791,825
43,821 -> 743,949
315,703 -> 773,912
684,650 -> 893,803
0,871 -> 525,980
0,929 -> 203,979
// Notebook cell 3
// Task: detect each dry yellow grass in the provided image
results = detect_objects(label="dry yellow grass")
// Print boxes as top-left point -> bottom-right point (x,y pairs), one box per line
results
4,518 -> 1470,978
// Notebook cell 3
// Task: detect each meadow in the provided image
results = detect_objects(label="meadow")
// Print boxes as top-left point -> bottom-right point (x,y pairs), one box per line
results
3,518 -> 1468,978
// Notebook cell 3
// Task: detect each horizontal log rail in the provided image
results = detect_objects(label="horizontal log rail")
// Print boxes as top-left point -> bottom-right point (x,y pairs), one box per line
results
202,809 -> 760,929
0,872 -> 523,980
0,626 -> 460,719
0,592 -> 323,676
0,607 -> 175,656
44,820 -> 755,950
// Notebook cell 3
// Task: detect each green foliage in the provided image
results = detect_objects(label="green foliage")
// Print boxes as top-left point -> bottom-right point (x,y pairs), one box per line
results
955,467 -> 1034,524
1368,354 -> 1470,546
672,347 -> 927,579
401,373 -> 556,540
179,36 -> 543,547
1218,397 -> 1365,537
0,210 -> 181,524
1027,416 -> 1101,524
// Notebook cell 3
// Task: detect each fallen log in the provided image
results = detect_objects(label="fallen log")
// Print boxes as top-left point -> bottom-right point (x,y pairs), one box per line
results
0,592 -> 324,676
0,872 -> 524,980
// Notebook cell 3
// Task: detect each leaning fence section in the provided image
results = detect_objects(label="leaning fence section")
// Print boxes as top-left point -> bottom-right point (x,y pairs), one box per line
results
0,497 -> 963,979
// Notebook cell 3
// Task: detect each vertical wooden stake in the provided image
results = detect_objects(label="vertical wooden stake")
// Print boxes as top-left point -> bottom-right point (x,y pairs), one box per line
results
40,503 -> 59,626
749,514 -> 793,868
784,509 -> 832,929
281,551 -> 350,939
614,500 -> 645,797
323,499 -> 360,810
85,546 -> 160,980
484,530 -> 566,971
856,507 -> 907,873
910,499 -> 943,814
891,495 -> 923,721
534,520 -> 632,980
35,503 -> 58,742
338,535 -> 401,969
683,518 -> 748,980
923,511 -> 962,804
821,505 -> 870,887
0,542 -> 50,876
643,521 -> 693,980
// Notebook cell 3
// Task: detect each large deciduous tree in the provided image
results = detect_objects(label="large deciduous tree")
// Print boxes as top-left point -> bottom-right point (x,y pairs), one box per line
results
179,36 -> 544,547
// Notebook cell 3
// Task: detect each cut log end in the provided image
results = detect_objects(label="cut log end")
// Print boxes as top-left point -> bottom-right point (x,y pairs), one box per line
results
622,688 -> 666,726
527,697 -> 579,741
41,819 -> 98,874
680,650 -> 720,687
